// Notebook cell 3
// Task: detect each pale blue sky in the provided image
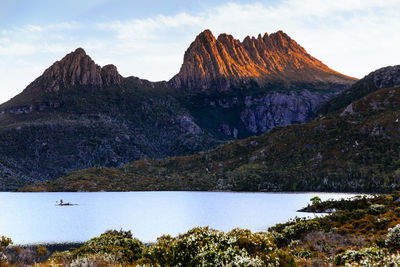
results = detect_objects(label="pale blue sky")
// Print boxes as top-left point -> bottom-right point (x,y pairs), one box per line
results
1,0 -> 400,104
1,0 -> 258,26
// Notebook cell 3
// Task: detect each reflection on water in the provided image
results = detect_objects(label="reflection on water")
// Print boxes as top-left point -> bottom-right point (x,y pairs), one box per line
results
0,191 -> 357,244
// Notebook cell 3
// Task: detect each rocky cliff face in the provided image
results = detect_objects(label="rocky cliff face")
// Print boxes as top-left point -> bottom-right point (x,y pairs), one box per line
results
239,90 -> 333,134
170,30 -> 356,91
185,89 -> 336,139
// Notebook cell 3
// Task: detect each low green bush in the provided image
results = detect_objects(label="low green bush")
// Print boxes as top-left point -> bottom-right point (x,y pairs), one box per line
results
72,233 -> 143,264
334,247 -> 385,265
142,227 -> 288,266
386,224 -> 400,250
0,236 -> 12,264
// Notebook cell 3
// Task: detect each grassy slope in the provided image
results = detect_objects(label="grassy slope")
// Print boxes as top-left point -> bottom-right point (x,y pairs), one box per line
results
24,86 -> 400,192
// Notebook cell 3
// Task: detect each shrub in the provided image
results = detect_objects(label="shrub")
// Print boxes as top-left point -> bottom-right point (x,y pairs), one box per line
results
294,249 -> 311,259
0,236 -> 12,264
101,229 -> 133,238
334,247 -> 385,265
368,204 -> 386,215
394,207 -> 400,216
70,254 -> 117,267
0,236 -> 12,252
4,245 -> 49,265
272,219 -> 320,246
48,251 -> 73,266
66,230 -> 143,265
35,246 -> 49,262
310,196 -> 322,206
334,247 -> 400,266
386,224 -> 400,250
142,227 -> 287,266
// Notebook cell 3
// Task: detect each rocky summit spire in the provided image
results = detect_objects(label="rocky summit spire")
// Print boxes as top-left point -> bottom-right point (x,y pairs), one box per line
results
29,48 -> 122,93
101,64 -> 122,86
170,30 -> 356,90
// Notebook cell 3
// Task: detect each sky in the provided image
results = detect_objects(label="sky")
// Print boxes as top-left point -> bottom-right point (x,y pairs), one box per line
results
0,0 -> 400,104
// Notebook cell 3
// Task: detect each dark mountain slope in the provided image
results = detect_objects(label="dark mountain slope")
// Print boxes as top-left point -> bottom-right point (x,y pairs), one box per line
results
318,65 -> 400,115
27,82 -> 400,192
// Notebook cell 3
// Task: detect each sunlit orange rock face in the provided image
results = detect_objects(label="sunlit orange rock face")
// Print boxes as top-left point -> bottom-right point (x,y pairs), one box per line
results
171,29 -> 356,90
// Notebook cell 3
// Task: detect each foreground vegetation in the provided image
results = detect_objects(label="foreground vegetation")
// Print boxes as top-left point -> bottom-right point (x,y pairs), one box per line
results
5,193 -> 400,265
1,229 -> 294,266
271,192 -> 400,265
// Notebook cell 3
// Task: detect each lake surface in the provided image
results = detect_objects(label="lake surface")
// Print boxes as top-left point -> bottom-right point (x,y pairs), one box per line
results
0,191 -> 358,244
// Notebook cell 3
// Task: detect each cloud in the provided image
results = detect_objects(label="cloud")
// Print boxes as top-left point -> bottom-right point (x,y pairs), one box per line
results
93,0 -> 400,80
1,0 -> 400,104
97,13 -> 202,40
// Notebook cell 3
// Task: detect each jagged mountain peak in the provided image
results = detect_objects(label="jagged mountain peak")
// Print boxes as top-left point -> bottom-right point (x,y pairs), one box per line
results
29,48 -> 122,93
217,33 -> 235,41
197,29 -> 216,42
0,48 -> 123,109
38,47 -> 114,92
171,30 -> 356,90
73,47 -> 87,55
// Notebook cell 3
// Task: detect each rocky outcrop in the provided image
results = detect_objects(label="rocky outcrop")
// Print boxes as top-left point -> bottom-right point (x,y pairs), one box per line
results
170,30 -> 356,91
36,48 -> 102,92
364,65 -> 400,89
0,48 -> 124,111
175,115 -> 203,135
190,90 -> 335,139
239,90 -> 333,133
101,64 -> 122,86
25,48 -> 122,94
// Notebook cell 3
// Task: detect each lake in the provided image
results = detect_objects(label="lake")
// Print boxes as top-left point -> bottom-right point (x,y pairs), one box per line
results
0,191 -> 358,244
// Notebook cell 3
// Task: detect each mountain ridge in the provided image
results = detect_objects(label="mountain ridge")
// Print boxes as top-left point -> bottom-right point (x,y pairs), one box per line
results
170,29 -> 356,91
0,30 -> 359,190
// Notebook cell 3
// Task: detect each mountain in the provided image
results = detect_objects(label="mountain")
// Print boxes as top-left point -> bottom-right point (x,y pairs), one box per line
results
169,30 -> 356,140
25,67 -> 400,192
0,48 -> 220,190
0,30 -> 356,190
170,30 -> 355,91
